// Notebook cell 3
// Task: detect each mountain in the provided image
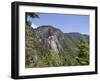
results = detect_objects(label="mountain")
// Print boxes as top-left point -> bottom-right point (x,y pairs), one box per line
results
64,32 -> 89,49
25,25 -> 89,68
35,25 -> 65,53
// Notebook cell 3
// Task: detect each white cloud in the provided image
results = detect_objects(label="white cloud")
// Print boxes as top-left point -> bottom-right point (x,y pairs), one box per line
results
31,23 -> 37,28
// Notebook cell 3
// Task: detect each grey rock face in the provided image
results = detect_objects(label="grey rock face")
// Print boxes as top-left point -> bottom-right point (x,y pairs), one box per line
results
35,25 -> 64,53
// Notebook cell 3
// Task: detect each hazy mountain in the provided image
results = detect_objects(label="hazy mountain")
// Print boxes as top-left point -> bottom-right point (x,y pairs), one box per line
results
25,25 -> 89,68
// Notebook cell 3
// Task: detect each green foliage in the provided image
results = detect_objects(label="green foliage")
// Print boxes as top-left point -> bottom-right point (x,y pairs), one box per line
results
25,24 -> 89,68
26,12 -> 39,18
76,37 -> 89,65
47,50 -> 63,66
26,12 -> 39,26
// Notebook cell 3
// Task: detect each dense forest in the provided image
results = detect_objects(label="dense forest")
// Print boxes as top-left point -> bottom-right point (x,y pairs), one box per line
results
25,13 -> 89,68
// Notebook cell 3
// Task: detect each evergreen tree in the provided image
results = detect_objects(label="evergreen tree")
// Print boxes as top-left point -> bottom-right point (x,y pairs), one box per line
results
26,12 -> 39,26
76,37 -> 89,65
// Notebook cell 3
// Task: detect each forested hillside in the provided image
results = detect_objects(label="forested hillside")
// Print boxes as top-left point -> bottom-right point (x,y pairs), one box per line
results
25,25 -> 89,68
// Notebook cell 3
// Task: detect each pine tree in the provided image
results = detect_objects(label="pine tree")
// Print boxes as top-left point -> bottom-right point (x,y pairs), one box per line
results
26,12 -> 39,26
76,37 -> 89,65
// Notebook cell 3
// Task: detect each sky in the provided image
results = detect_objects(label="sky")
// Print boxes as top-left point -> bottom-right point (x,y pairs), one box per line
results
27,13 -> 89,35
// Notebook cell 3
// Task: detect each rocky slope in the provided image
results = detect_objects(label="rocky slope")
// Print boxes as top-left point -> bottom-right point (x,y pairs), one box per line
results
35,25 -> 65,53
